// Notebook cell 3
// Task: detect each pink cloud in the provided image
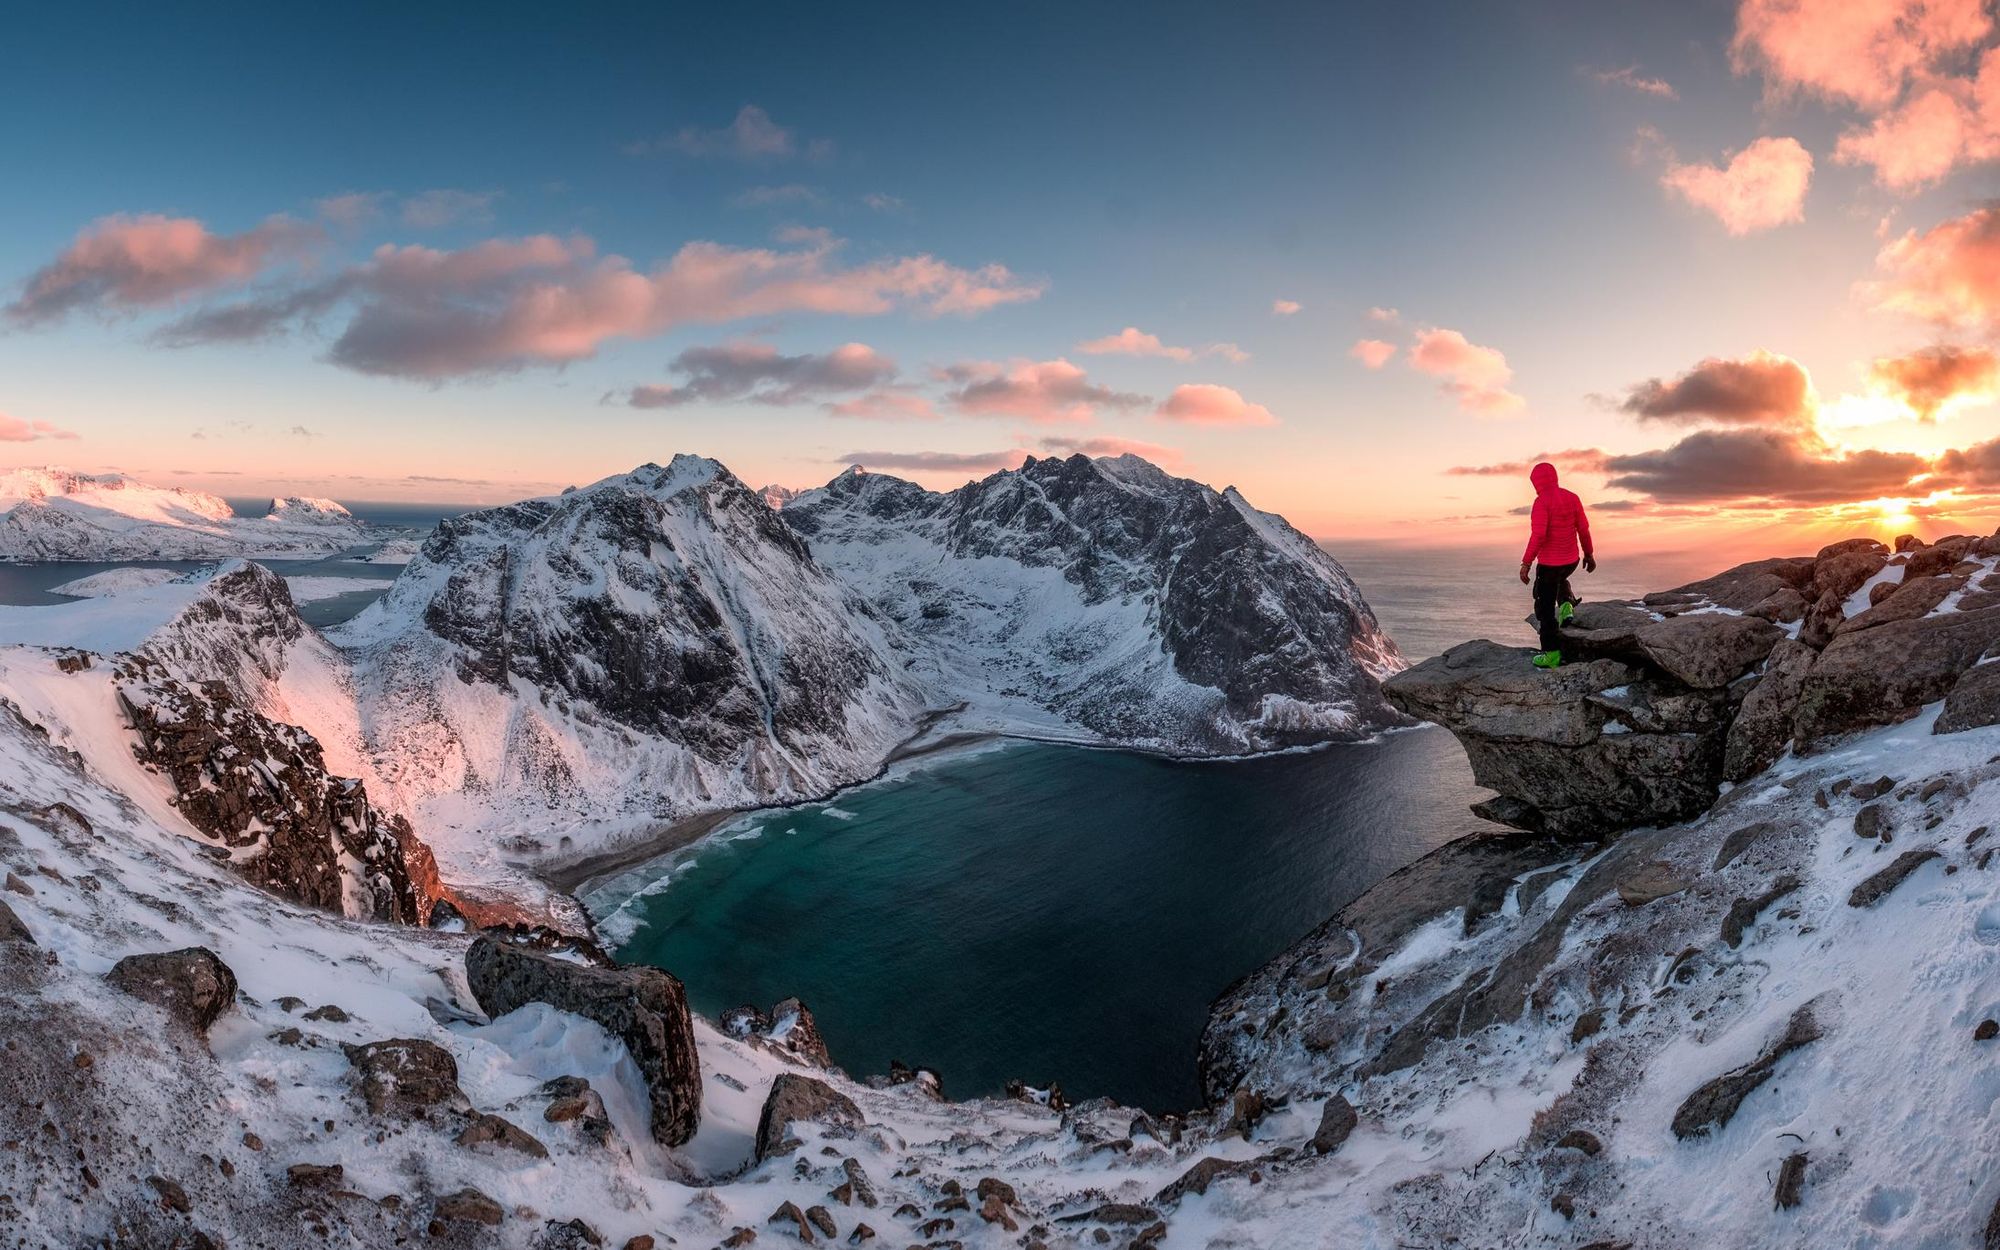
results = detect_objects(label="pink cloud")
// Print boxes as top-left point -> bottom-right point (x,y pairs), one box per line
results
1366,306 -> 1400,322
836,448 -> 1030,475
1078,326 -> 1195,361
1660,136 -> 1813,235
1731,0 -> 1991,111
1153,383 -> 1278,427
1833,53 -> 2000,189
1075,327 -> 1246,363
1870,203 -> 2000,333
0,413 -> 79,443
825,390 -> 939,420
941,358 -> 1147,424
1271,299 -> 1302,316
5,214 -> 319,324
1350,338 -> 1397,369
1408,328 -> 1526,416
326,232 -> 1043,378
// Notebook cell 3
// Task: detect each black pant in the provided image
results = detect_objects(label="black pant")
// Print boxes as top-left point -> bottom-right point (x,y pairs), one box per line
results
1533,561 -> 1578,653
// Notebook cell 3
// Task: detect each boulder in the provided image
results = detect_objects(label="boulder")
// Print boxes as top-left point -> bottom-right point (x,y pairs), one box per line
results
456,1112 -> 550,1157
1671,1002 -> 1823,1139
1937,659 -> 2000,734
1310,1094 -> 1357,1154
1833,574 -> 1961,634
343,1038 -> 466,1119
0,898 -> 32,944
1642,557 -> 1814,616
1723,640 -> 1816,782
754,1073 -> 862,1162
104,947 -> 237,1036
466,937 -> 702,1146
1384,641 -> 1733,835
1793,609 -> 2000,747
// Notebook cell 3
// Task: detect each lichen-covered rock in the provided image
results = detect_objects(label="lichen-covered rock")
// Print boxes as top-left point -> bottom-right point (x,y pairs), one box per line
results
465,937 -> 701,1146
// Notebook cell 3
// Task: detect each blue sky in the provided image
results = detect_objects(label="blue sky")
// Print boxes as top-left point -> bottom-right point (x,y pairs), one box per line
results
4,1 -> 1999,543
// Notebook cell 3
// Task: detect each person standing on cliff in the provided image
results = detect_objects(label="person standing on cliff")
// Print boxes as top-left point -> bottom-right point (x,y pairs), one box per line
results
1518,460 -> 1594,669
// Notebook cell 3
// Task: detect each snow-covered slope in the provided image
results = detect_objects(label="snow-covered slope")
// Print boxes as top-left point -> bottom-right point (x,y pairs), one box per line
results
333,456 -> 929,865
0,468 -> 366,560
783,454 -> 1405,752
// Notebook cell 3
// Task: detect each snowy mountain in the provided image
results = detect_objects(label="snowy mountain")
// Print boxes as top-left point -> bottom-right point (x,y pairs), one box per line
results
333,456 -> 928,861
0,468 -> 367,560
783,454 -> 1406,752
758,483 -> 800,510
6,535 -> 2000,1246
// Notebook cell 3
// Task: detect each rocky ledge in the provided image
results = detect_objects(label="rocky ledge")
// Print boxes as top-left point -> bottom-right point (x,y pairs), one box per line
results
1385,532 -> 2000,836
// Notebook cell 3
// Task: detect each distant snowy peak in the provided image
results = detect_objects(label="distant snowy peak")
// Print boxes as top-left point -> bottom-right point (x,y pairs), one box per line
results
263,495 -> 354,525
785,452 -> 1407,752
0,466 -> 365,561
759,483 -> 801,511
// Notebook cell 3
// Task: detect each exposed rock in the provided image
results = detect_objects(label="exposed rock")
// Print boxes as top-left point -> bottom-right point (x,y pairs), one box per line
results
1722,874 -> 1801,948
769,1200 -> 814,1241
1774,1153 -> 1808,1209
1383,640 -> 1732,835
1157,1157 -> 1253,1204
537,1219 -> 605,1249
1794,609 -> 2000,748
767,997 -> 831,1067
1671,1003 -> 1824,1139
0,897 -> 32,944
104,947 -> 237,1036
1977,1019 -> 1998,1041
1854,805 -> 1888,840
1937,659 -> 2000,735
466,936 -> 701,1146
1616,861 -> 1691,906
1723,641 -> 1815,782
805,1206 -> 837,1238
117,648 -> 442,925
343,1038 -> 466,1119
1310,1094 -> 1357,1154
433,1187 -> 505,1227
1835,573 -> 1962,634
456,1112 -> 549,1157
1554,1129 -> 1602,1156
1713,820 -> 1778,871
1848,850 -> 1941,908
755,1073 -> 863,1162
286,1163 -> 343,1188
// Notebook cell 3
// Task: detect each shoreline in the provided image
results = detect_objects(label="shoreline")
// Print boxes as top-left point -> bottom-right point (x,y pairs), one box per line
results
542,712 -> 1445,917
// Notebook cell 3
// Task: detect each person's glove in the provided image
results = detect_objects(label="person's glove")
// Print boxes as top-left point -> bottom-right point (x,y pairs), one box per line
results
1519,562 -> 1531,585
1583,555 -> 1597,574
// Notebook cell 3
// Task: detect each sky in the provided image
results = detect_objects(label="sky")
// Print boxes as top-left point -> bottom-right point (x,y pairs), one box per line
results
5,0 -> 2000,548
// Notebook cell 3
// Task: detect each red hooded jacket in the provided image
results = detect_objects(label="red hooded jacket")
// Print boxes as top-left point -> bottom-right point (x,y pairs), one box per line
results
1522,462 -> 1592,567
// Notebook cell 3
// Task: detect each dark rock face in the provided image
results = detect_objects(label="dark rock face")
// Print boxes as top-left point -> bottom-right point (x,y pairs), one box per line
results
1310,1095 -> 1357,1154
117,665 -> 440,925
784,454 -> 1406,751
0,898 -> 32,944
376,456 -> 919,764
104,947 -> 237,1036
1847,850 -> 1941,908
464,937 -> 702,1146
754,1073 -> 862,1162
343,1038 -> 466,1119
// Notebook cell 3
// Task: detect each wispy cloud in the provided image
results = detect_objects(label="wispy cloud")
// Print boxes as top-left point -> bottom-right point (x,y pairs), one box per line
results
0,412 -> 79,443
1586,64 -> 1678,100
1271,299 -> 1302,316
941,358 -> 1147,424
1075,327 -> 1248,363
835,448 -> 1030,474
4,214 -> 321,325
609,340 -> 896,408
626,104 -> 833,163
1659,136 -> 1813,235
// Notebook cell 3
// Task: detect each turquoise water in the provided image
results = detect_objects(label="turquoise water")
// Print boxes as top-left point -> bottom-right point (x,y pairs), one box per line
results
595,729 -> 1491,1112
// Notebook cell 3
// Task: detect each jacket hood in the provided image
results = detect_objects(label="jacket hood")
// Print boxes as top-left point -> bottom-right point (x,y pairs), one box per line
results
1530,462 -> 1559,494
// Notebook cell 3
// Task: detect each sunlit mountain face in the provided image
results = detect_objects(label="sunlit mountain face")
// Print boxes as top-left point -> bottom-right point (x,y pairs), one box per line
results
5,1 -> 2000,548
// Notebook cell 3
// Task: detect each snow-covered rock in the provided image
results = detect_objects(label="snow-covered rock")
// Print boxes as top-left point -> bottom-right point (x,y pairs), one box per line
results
334,456 -> 929,859
784,454 -> 1405,752
0,468 -> 366,560
49,566 -> 184,598
758,483 -> 800,510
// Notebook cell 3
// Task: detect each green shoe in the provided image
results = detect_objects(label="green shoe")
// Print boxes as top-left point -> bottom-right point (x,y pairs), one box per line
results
1557,601 -> 1575,626
1531,650 -> 1563,670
